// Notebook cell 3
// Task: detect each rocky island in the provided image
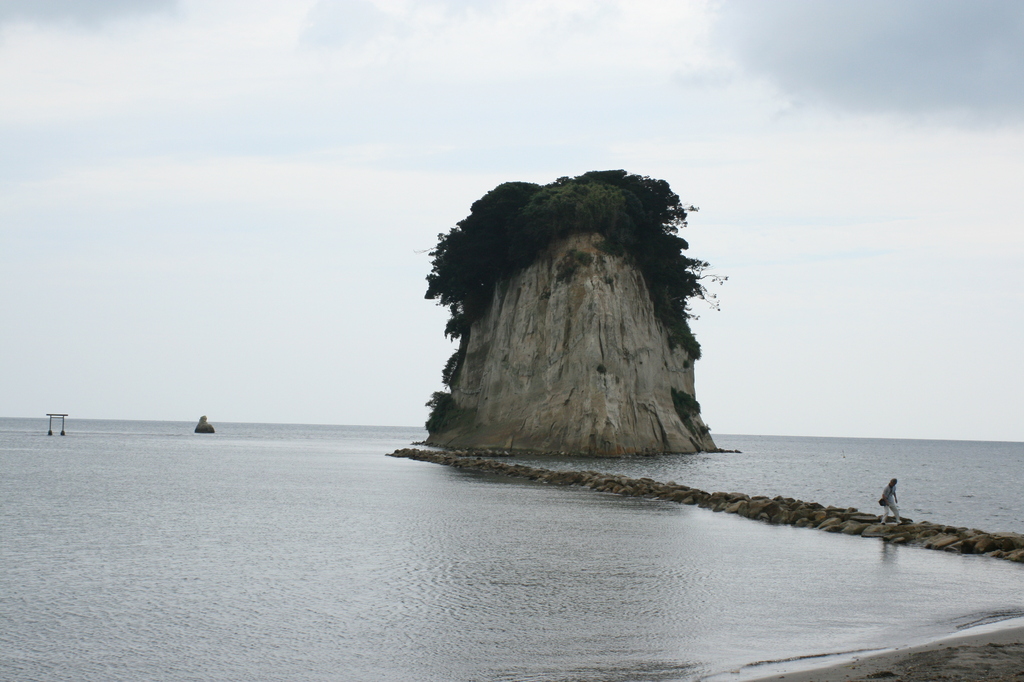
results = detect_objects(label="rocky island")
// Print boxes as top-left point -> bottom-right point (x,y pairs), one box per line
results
423,170 -> 722,455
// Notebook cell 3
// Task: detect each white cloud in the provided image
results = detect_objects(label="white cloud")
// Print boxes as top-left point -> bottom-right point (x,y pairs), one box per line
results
302,0 -> 396,46
298,0 -> 713,80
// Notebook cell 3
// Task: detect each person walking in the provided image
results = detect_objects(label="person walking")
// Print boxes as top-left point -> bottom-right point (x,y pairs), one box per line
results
881,478 -> 900,524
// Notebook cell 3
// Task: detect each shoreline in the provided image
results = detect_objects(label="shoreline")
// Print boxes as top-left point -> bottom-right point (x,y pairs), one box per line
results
724,618 -> 1024,682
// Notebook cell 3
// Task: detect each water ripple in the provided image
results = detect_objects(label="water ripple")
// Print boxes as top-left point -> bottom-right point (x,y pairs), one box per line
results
2,420 -> 1022,682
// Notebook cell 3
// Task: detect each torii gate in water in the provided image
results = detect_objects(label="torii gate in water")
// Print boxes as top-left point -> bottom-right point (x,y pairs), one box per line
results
46,413 -> 67,436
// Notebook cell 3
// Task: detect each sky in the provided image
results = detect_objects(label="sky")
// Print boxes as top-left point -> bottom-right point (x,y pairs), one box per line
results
1,0 -> 1022,441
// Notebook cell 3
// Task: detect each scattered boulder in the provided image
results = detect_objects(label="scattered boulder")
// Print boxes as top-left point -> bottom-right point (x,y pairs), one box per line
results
194,416 -> 215,434
924,534 -> 963,551
861,524 -> 894,538
991,533 -> 1024,551
817,517 -> 843,531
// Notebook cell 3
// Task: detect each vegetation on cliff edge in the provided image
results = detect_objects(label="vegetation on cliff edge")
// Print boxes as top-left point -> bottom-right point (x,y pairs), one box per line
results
672,387 -> 708,436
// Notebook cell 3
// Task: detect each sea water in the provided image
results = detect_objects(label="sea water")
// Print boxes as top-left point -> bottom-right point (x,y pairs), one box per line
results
496,434 -> 1024,536
2,419 -> 1022,682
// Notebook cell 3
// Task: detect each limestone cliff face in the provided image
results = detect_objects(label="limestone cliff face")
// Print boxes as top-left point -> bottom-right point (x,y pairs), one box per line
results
428,233 -> 716,455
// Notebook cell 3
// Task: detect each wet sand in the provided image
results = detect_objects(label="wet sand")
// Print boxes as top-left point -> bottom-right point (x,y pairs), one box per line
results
740,621 -> 1024,682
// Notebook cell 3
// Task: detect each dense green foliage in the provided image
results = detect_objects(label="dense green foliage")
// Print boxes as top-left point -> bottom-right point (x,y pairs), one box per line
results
425,170 -> 712,345
671,388 -> 708,437
671,387 -> 701,418
424,391 -> 468,433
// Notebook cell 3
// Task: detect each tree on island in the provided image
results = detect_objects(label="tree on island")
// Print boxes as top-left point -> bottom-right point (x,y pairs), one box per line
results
424,170 -> 723,452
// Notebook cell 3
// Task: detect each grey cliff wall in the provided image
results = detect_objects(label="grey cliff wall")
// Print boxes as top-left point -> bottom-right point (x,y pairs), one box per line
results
427,233 -> 716,455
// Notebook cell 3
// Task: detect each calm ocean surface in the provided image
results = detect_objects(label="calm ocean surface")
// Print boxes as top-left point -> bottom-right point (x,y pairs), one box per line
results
2,418 -> 1022,682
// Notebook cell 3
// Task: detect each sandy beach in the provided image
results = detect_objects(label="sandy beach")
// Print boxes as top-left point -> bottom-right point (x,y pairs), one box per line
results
738,620 -> 1024,682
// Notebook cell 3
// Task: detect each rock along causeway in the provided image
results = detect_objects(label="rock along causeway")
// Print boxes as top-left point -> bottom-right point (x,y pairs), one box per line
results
387,448 -> 1024,564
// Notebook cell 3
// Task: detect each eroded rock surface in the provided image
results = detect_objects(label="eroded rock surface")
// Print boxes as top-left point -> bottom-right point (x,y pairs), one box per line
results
428,234 -> 715,455
194,416 -> 215,434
